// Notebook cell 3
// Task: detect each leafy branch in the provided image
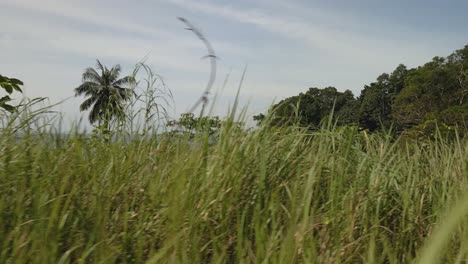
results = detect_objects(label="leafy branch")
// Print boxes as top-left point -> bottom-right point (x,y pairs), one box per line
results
0,74 -> 24,112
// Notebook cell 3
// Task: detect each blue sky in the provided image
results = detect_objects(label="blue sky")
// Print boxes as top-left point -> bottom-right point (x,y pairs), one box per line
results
1,0 -> 467,128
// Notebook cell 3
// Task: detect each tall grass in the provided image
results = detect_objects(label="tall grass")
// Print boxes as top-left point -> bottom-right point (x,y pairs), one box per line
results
0,113 -> 467,263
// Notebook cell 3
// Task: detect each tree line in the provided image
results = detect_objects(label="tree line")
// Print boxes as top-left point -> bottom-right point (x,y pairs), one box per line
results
255,45 -> 468,136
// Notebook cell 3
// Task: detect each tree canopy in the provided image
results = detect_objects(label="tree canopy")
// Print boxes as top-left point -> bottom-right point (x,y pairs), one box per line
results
167,113 -> 221,136
255,87 -> 358,129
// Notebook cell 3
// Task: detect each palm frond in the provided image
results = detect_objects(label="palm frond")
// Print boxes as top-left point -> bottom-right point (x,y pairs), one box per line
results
109,65 -> 122,83
113,76 -> 134,87
79,95 -> 99,111
82,68 -> 102,84
89,96 -> 108,124
96,60 -> 106,75
88,106 -> 100,124
75,82 -> 100,97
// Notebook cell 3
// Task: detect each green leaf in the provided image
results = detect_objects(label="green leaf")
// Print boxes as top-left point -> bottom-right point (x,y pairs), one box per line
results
12,84 -> 22,93
0,95 -> 11,104
9,78 -> 24,86
3,84 -> 13,94
0,103 -> 16,112
0,74 -> 24,94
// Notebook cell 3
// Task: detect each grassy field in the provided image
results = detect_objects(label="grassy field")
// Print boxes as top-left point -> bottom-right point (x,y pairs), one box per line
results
0,118 -> 467,263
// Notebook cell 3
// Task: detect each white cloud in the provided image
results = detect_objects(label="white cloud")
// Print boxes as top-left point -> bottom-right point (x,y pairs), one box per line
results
2,0 -> 166,37
1,0 -> 248,59
163,0 -> 448,66
163,1 -> 363,53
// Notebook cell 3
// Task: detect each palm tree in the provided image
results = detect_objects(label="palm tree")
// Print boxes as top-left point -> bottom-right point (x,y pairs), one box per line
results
74,60 -> 134,130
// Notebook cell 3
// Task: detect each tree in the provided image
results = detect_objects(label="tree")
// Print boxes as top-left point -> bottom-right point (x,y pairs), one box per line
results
255,87 -> 358,129
358,64 -> 408,131
392,46 -> 468,130
74,60 -> 134,131
167,113 -> 221,136
448,45 -> 468,105
252,113 -> 266,125
0,74 -> 23,112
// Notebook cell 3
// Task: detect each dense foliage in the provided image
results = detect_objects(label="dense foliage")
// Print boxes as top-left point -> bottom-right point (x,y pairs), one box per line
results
167,112 -> 222,136
256,45 -> 468,136
256,87 -> 358,129
0,74 -> 23,112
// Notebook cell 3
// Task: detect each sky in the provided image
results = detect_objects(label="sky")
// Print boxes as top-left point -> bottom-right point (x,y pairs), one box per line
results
1,0 -> 467,129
